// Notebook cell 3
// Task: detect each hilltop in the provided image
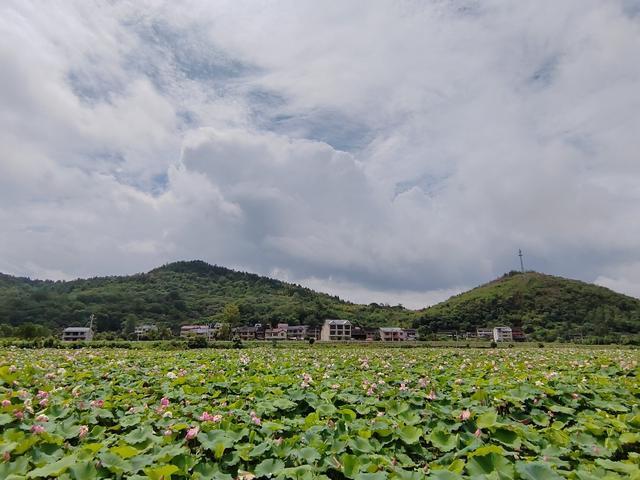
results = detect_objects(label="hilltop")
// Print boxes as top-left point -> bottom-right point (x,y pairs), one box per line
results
415,271 -> 640,342
0,261 -> 414,335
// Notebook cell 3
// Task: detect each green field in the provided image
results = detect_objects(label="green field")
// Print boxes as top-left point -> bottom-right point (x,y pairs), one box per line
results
1,347 -> 639,479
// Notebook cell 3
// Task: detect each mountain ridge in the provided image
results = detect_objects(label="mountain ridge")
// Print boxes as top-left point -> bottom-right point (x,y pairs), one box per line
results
1,262 -> 639,342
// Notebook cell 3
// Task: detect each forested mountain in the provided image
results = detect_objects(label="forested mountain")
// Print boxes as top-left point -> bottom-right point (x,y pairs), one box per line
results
416,271 -> 640,342
2,263 -> 640,342
0,261 -> 414,336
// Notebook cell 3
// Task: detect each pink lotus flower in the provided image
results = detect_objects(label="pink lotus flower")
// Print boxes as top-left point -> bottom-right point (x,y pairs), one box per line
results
163,429 -> 173,436
250,411 -> 262,426
160,397 -> 170,408
78,425 -> 89,438
14,410 -> 24,420
35,414 -> 48,422
31,425 -> 45,434
185,426 -> 199,440
198,411 -> 221,422
460,410 -> 471,421
36,390 -> 48,399
90,399 -> 104,408
1,399 -> 10,407
474,428 -> 482,438
38,398 -> 48,407
427,390 -> 437,400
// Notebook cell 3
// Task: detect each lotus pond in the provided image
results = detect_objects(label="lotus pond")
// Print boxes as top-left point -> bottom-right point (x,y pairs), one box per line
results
1,347 -> 639,479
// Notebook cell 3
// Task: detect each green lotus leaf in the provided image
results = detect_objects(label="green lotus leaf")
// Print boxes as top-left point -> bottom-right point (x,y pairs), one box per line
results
254,458 -> 285,478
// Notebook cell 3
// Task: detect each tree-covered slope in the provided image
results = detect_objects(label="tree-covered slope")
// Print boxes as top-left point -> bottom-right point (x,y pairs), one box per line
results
415,271 -> 640,341
0,261 -> 414,333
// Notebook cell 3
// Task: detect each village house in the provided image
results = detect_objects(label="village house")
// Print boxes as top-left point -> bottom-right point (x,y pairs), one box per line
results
286,325 -> 308,340
476,328 -> 493,340
306,326 -> 321,341
61,327 -> 93,342
265,323 -> 288,341
493,326 -> 513,342
320,319 -> 351,341
350,327 -> 367,341
180,325 -> 214,341
234,326 -> 257,341
379,327 -> 406,342
511,326 -> 526,341
134,324 -> 157,339
403,328 -> 418,341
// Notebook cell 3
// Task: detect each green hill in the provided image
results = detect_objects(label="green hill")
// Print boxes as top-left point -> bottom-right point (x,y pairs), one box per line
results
0,260 -> 414,336
415,271 -> 640,342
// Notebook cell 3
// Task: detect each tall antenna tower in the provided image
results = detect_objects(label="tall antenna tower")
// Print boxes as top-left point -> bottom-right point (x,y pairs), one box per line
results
518,249 -> 525,273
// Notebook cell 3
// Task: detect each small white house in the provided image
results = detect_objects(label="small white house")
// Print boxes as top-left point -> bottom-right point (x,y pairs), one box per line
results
62,327 -> 94,342
493,326 -> 513,342
379,327 -> 406,342
180,325 -> 214,340
320,319 -> 351,341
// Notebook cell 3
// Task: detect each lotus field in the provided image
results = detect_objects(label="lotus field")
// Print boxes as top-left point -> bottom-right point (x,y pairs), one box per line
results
1,347 -> 639,479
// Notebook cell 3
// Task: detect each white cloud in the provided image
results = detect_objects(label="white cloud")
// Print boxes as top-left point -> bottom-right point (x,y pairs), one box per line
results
1,0 -> 640,306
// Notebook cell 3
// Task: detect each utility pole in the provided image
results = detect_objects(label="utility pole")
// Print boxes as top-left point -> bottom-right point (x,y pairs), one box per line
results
88,314 -> 95,331
518,249 -> 525,273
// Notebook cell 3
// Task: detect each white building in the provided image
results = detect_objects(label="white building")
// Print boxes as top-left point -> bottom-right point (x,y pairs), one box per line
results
493,326 -> 513,342
61,327 -> 94,342
320,319 -> 351,341
379,327 -> 406,342
134,324 -> 157,338
180,325 -> 214,340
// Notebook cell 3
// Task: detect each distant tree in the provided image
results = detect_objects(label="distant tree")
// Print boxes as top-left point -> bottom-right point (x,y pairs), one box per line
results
222,303 -> 241,326
122,314 -> 138,336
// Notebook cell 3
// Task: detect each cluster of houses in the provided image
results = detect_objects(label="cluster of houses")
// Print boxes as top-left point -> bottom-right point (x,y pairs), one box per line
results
61,318 -> 524,343
176,319 -> 419,342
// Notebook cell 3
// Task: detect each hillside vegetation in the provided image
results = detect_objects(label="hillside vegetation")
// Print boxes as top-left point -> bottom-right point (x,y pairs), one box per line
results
416,271 -> 640,342
0,261 -> 414,336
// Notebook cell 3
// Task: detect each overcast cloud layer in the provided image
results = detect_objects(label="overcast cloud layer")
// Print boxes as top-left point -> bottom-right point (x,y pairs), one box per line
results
2,1 -> 640,308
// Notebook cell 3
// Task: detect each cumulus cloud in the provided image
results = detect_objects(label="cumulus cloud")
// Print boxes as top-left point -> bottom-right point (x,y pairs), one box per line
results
1,0 -> 639,306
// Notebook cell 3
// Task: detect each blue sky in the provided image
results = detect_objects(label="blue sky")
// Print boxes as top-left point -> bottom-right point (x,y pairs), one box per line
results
1,1 -> 640,308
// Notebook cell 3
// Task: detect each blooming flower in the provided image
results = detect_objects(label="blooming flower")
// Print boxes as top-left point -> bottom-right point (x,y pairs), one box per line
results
185,426 -> 199,440
79,425 -> 89,438
474,428 -> 482,438
460,410 -> 471,421
427,390 -> 437,401
35,414 -> 48,422
160,397 -> 170,408
31,425 -> 45,434
199,411 -> 222,422
1,399 -> 10,407
14,410 -> 24,420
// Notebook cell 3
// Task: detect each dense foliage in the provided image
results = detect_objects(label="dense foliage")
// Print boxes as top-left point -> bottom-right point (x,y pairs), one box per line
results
416,272 -> 640,343
1,346 -> 639,479
0,261 -> 414,336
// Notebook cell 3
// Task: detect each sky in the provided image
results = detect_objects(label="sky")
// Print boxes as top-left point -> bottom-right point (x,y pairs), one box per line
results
2,1 -> 640,309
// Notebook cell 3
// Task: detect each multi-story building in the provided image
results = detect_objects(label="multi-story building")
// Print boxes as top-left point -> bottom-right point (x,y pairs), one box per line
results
320,319 -> 351,341
180,325 -> 214,340
61,327 -> 94,342
286,325 -> 308,340
234,326 -> 257,341
403,328 -> 418,341
493,326 -> 513,342
265,324 -> 288,340
379,327 -> 406,342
